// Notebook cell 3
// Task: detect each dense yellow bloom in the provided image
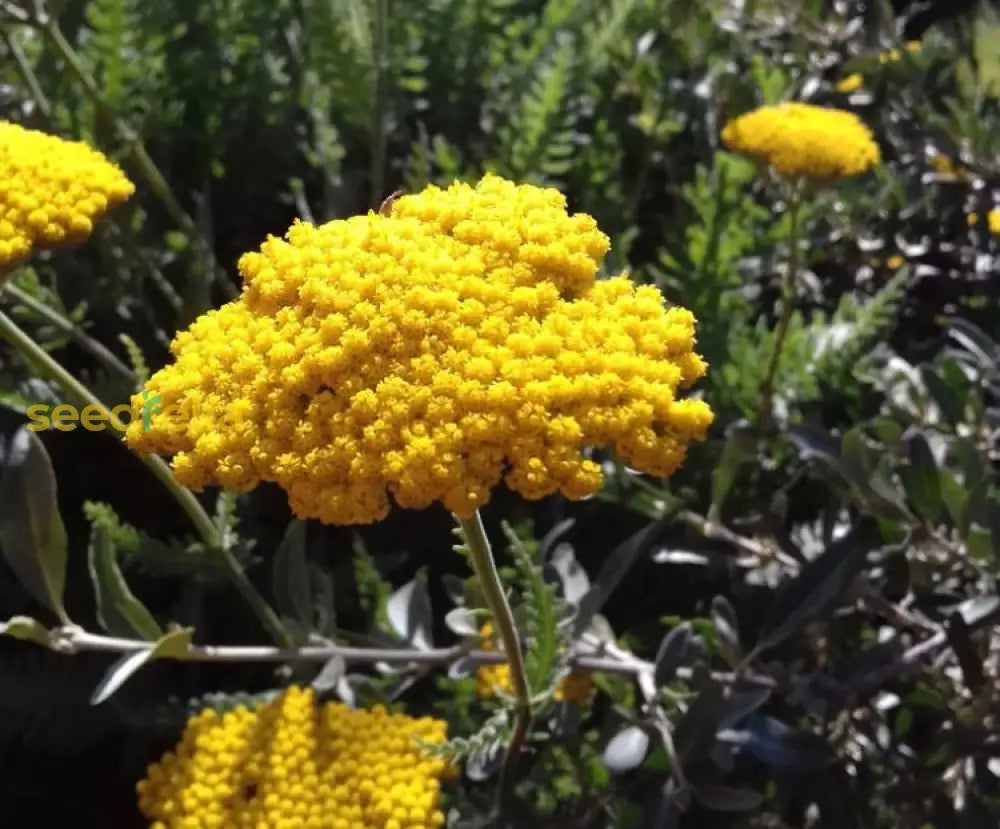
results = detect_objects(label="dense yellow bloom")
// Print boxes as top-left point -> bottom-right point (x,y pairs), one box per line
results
836,73 -> 863,93
0,121 -> 134,267
475,624 -> 595,709
137,685 -> 451,829
721,103 -> 880,180
127,174 -> 713,525
968,209 -> 1000,235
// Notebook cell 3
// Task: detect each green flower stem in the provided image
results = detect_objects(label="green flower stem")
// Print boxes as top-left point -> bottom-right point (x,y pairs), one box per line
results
0,305 -> 294,649
755,183 -> 804,431
456,510 -> 531,818
2,284 -> 135,384
35,14 -> 236,300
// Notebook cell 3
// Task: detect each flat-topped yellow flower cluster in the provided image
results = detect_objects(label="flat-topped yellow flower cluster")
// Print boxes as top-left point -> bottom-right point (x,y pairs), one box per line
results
0,121 -> 133,267
137,686 -> 452,829
127,174 -> 713,525
721,102 -> 880,181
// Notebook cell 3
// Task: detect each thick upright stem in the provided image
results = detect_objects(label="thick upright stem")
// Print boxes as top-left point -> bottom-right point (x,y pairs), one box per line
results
0,304 -> 293,648
755,184 -> 803,431
456,510 -> 531,822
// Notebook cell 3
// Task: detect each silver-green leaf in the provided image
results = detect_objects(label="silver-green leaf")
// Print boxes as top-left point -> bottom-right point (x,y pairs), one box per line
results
91,627 -> 193,705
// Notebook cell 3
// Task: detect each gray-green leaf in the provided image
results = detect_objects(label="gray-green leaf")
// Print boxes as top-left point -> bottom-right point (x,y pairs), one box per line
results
0,427 -> 69,623
87,522 -> 162,640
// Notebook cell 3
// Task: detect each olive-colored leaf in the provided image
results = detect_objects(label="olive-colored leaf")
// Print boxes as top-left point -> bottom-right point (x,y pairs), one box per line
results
0,614 -> 51,646
673,679 -> 725,764
87,523 -> 162,640
750,525 -> 877,659
710,595 -> 742,666
0,427 -> 69,623
272,519 -> 314,633
900,429 -> 941,523
710,421 -> 756,511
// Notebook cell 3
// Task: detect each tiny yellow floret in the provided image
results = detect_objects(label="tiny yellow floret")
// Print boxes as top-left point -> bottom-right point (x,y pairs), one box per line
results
127,174 -> 713,525
0,121 -> 134,267
137,686 -> 451,828
721,102 -> 880,181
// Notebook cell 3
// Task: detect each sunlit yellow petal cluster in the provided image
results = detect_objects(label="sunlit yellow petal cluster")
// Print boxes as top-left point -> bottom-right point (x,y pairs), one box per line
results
968,209 -> 1000,235
0,121 -> 134,267
127,174 -> 713,525
878,41 -> 922,64
835,72 -> 863,93
474,624 -> 595,709
137,685 -> 451,829
721,102 -> 880,180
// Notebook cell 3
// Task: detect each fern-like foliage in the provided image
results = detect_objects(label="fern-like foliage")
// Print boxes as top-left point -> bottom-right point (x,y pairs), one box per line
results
352,535 -> 392,630
418,705 -> 510,766
83,500 -> 228,582
79,0 -> 167,128
501,521 -> 569,702
493,35 -> 577,183
118,333 -> 149,385
717,272 -> 909,419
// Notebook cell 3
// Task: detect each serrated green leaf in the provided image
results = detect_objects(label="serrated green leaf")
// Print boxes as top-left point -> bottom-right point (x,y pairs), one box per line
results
0,427 -> 69,623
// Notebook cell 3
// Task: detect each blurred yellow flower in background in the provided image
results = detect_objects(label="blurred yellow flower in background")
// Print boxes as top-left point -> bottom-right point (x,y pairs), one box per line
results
879,41 -> 922,64
967,209 -> 1000,235
0,121 -> 134,268
475,623 -> 595,709
127,174 -> 713,525
721,102 -> 880,181
836,72 -> 863,93
137,686 -> 452,829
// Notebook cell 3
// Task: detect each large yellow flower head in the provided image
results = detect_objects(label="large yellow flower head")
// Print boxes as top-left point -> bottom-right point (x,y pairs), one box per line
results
137,686 -> 452,829
0,121 -> 134,267
127,174 -> 713,524
721,102 -> 880,181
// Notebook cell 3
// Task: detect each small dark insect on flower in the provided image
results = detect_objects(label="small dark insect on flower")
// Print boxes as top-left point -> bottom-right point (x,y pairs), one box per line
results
379,189 -> 403,215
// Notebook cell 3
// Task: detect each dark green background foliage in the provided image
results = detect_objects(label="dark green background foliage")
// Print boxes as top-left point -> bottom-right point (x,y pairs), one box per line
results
1,0 -> 999,826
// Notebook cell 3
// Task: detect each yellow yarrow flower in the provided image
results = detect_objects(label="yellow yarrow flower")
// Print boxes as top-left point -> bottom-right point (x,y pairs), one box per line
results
474,623 -> 595,709
137,686 -> 452,829
127,174 -> 713,525
836,72 -> 863,93
721,103 -> 880,181
0,121 -> 134,267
